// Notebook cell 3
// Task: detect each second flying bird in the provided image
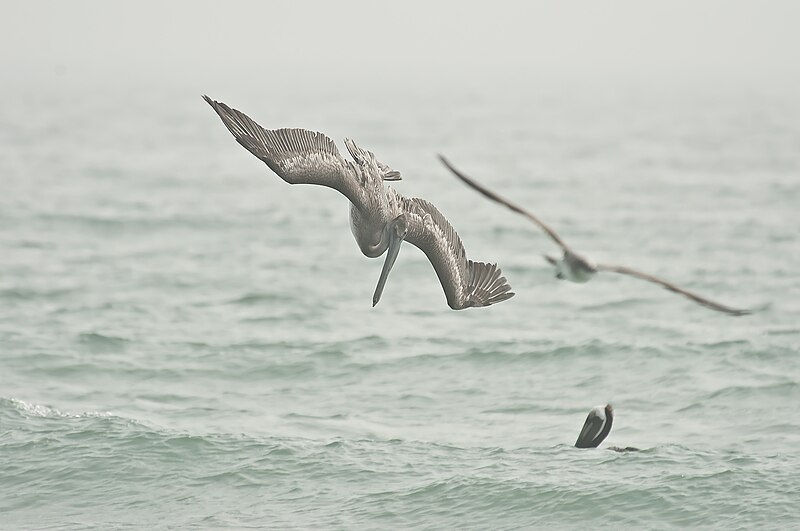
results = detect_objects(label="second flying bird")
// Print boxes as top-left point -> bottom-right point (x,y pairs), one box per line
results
439,155 -> 750,316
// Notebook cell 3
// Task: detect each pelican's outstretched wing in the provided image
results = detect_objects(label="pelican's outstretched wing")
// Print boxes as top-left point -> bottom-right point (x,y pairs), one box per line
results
402,197 -> 514,310
204,95 -> 376,206
596,263 -> 751,316
439,155 -> 570,252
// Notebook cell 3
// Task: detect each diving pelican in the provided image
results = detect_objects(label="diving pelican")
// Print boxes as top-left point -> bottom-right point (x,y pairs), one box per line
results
575,404 -> 638,452
203,96 -> 514,310
439,156 -> 750,316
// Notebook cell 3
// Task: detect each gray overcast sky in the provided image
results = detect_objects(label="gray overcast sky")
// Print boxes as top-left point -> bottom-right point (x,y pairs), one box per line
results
2,0 -> 799,91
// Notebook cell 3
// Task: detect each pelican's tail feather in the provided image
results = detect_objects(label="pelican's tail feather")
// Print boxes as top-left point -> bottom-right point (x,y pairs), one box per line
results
378,162 -> 402,181
465,261 -> 515,307
344,138 -> 401,181
344,138 -> 374,166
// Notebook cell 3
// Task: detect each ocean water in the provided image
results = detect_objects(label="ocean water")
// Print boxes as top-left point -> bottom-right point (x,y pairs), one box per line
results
2,79 -> 799,529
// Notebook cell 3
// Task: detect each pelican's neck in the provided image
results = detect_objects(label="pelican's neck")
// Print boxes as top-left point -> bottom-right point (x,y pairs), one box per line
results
349,188 -> 403,258
595,407 -> 613,447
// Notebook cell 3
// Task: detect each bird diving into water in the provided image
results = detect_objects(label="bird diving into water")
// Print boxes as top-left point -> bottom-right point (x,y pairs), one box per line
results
439,155 -> 751,316
575,404 -> 638,452
203,96 -> 513,310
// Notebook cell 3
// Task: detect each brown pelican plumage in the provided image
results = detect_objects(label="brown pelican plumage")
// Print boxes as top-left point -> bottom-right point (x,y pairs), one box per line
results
439,155 -> 751,316
575,404 -> 614,448
575,404 -> 638,452
203,96 -> 514,310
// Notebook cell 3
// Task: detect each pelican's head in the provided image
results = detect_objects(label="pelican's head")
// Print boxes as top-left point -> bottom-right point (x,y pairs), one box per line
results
389,214 -> 408,240
372,215 -> 408,307
575,404 -> 614,448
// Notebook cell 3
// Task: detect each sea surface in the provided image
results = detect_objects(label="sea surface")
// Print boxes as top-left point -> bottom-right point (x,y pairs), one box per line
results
2,78 -> 799,529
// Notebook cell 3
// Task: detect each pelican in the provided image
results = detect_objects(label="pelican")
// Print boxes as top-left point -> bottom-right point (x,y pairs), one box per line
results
575,404 -> 638,452
439,155 -> 751,316
203,96 -> 514,310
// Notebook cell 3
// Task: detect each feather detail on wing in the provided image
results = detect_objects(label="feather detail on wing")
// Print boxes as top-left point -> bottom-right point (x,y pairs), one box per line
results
343,137 -> 401,181
596,263 -> 751,316
204,95 -> 370,204
402,197 -> 514,310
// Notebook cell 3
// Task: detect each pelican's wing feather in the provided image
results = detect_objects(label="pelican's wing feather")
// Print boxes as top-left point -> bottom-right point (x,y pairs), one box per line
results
402,197 -> 514,310
204,95 -> 368,204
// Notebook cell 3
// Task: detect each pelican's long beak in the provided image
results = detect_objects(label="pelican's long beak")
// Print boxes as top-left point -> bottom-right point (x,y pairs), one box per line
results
372,216 -> 407,307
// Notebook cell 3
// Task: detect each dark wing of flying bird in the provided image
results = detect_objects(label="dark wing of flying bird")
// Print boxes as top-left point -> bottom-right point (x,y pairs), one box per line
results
439,154 -> 571,252
596,263 -> 751,316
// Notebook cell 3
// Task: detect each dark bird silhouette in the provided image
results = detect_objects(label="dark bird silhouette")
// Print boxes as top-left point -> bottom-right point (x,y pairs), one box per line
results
575,404 -> 638,452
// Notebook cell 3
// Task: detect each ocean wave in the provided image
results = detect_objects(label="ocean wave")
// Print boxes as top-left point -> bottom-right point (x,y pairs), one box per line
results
77,332 -> 132,349
341,338 -> 668,372
227,292 -> 298,305
694,339 -> 752,350
704,380 -> 800,401
0,397 -> 115,420
579,297 -> 654,311
33,211 -> 246,231
2,408 -> 798,529
0,397 -> 278,450
0,287 -> 75,300
766,327 -> 800,336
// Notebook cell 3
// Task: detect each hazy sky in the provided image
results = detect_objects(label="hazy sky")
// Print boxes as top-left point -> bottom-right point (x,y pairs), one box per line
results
2,0 -> 799,92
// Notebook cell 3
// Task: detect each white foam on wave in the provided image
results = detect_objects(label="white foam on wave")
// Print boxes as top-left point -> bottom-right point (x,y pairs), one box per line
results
3,397 -> 113,419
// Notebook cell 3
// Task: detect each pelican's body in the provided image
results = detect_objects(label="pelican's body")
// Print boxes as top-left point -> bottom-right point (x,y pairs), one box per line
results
575,404 -> 638,452
204,96 -> 513,310
440,155 -> 751,316
550,250 -> 597,283
340,140 -> 404,259
350,198 -> 397,258
575,404 -> 613,448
